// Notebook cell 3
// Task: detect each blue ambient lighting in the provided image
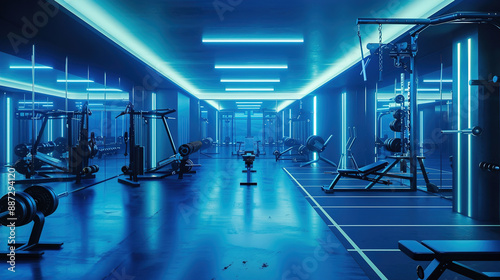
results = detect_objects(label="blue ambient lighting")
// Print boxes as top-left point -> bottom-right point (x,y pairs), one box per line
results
467,38 -> 472,217
236,102 -> 263,104
215,65 -> 288,69
57,79 -> 94,83
295,0 -> 454,100
55,0 -> 452,101
10,65 -> 53,69
457,42 -> 462,214
221,79 -> 280,83
0,77 -> 128,100
6,97 -> 11,164
202,38 -> 304,43
341,92 -> 347,168
289,109 -> 292,137
152,92 -> 157,168
423,79 -> 453,83
226,88 -> 274,92
276,100 -> 295,113
282,111 -> 285,138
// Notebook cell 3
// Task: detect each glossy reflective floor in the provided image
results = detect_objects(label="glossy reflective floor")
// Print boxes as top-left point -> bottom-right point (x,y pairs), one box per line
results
0,151 -> 368,280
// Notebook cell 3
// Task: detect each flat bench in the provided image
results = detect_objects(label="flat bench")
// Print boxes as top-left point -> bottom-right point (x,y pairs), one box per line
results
399,240 -> 500,279
322,161 -> 389,193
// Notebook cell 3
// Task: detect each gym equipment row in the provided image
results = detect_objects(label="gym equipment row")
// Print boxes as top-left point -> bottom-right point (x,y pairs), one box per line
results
273,134 -> 336,168
13,102 -> 100,184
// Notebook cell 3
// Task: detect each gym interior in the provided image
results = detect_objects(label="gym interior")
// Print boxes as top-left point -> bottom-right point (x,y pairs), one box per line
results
1,0 -> 500,279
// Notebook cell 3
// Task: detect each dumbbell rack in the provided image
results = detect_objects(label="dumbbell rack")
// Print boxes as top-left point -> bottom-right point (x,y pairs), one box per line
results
13,103 -> 97,184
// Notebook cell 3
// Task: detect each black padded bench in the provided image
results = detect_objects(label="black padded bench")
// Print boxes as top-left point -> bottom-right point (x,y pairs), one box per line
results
322,160 -> 390,193
399,240 -> 500,279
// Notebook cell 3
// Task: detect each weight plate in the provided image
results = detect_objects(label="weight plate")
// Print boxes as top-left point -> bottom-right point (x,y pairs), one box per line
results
298,145 -> 308,156
0,191 -> 36,227
24,185 -> 59,217
390,119 -> 402,132
14,144 -> 29,157
394,94 -> 404,103
14,159 -> 30,175
306,135 -> 325,153
393,109 -> 404,120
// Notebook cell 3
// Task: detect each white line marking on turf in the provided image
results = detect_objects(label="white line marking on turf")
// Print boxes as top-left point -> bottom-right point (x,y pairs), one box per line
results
283,167 -> 388,280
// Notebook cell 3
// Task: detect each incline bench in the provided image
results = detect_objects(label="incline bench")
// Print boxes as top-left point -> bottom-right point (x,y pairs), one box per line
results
399,240 -> 500,279
322,160 -> 391,193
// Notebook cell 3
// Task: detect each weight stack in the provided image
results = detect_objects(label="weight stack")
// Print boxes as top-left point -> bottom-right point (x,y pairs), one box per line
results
134,146 -> 144,176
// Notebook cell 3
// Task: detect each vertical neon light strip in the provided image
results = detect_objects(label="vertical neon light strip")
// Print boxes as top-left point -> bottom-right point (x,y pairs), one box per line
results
467,38 -> 472,217
282,110 -> 285,138
313,96 -> 317,160
61,118 -> 64,137
374,90 -> 377,162
420,111 -> 424,155
216,111 -> 219,144
151,93 -> 157,168
289,109 -> 292,137
457,42 -> 462,214
6,98 -> 11,164
341,92 -> 347,168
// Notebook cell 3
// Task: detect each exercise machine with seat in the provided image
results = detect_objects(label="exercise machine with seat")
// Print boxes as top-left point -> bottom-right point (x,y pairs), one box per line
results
399,240 -> 500,279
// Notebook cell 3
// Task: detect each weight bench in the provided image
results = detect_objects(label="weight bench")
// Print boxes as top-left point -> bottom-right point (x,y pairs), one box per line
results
322,161 -> 391,193
399,240 -> 500,279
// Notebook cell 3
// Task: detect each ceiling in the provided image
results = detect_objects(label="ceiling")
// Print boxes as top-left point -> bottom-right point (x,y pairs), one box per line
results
53,0 -> 455,109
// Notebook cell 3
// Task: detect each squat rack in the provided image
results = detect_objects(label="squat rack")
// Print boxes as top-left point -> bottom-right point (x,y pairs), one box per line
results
357,12 -> 500,190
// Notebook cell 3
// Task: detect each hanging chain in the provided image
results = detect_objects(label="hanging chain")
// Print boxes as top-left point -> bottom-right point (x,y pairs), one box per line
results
378,24 -> 383,76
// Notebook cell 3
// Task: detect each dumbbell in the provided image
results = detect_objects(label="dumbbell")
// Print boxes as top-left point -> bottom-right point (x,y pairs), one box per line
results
82,165 -> 100,174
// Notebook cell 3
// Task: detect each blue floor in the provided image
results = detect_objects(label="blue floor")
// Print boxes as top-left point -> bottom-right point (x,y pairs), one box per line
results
284,163 -> 500,280
0,152 -> 368,280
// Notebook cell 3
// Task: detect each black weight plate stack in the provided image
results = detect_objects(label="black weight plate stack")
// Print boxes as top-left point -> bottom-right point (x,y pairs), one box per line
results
390,120 -> 402,132
24,185 -> 59,217
0,191 -> 36,227
306,135 -> 325,153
